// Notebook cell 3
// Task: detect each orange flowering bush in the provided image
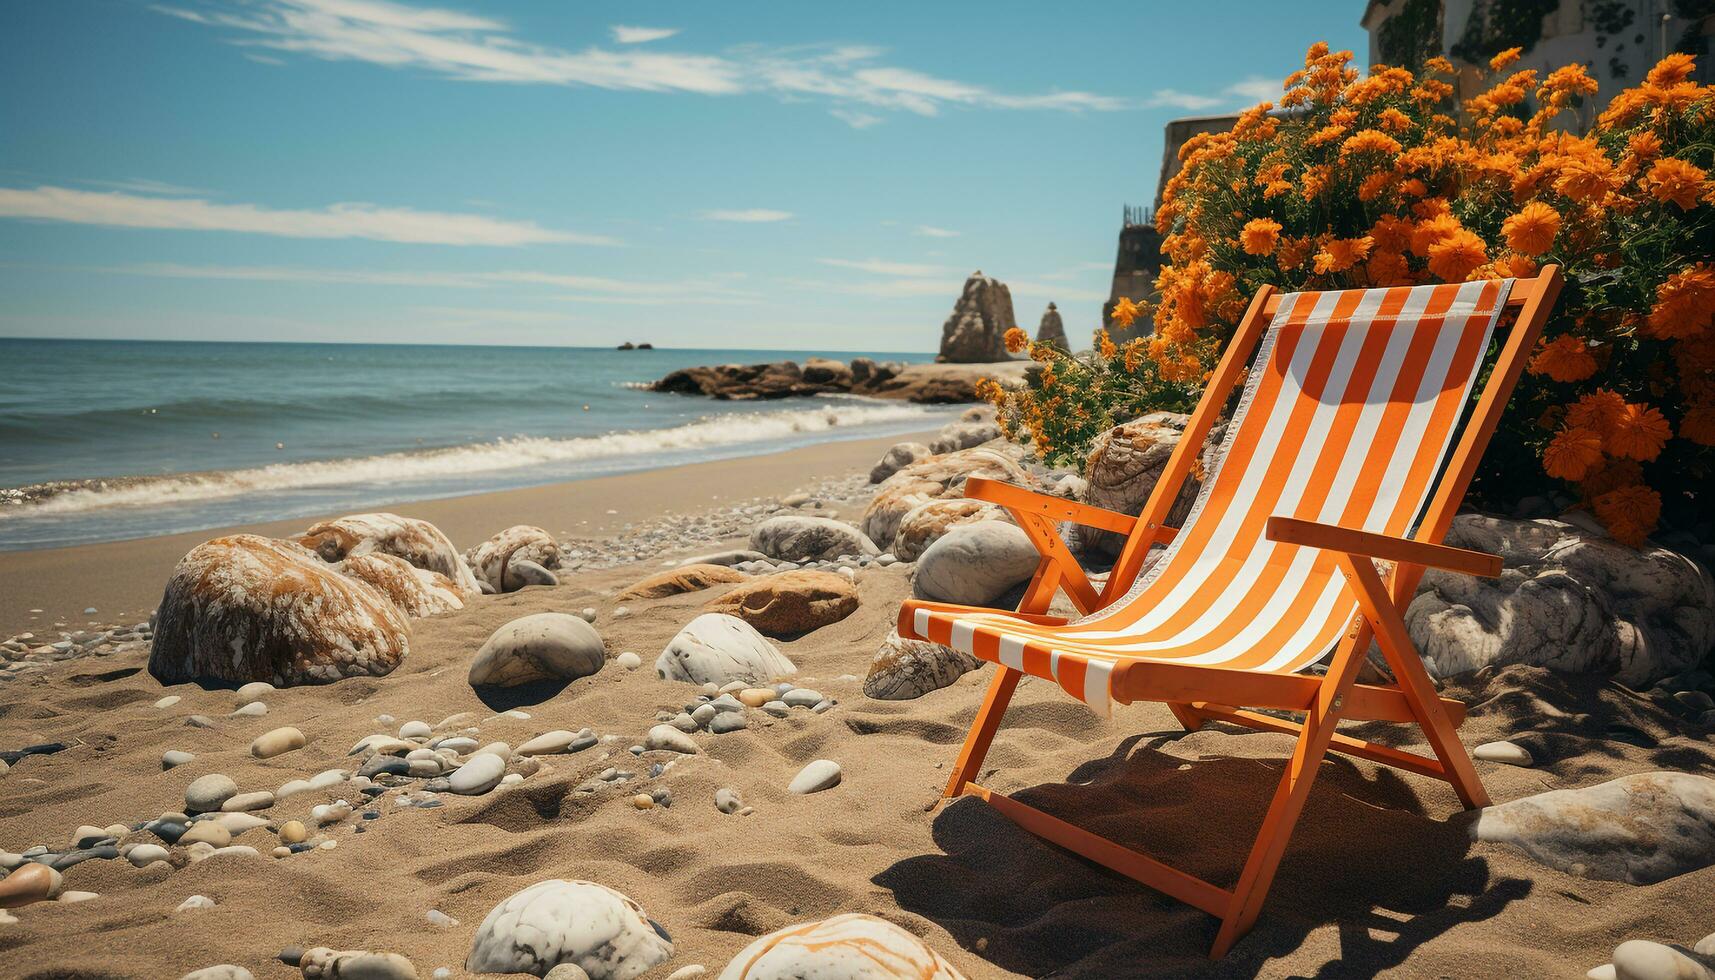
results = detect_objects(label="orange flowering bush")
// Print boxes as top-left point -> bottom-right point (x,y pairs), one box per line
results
995,43 -> 1715,544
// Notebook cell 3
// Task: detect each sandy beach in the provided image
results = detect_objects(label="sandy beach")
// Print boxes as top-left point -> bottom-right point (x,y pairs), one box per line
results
2,429 -> 1712,979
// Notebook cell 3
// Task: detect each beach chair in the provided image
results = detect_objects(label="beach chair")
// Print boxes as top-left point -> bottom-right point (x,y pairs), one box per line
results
898,267 -> 1563,957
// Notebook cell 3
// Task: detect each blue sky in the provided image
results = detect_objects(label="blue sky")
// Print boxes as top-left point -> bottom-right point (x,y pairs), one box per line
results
1,1 -> 1366,351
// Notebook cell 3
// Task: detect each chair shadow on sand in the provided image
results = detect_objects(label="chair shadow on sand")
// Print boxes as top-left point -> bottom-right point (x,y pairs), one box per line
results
876,726 -> 1531,979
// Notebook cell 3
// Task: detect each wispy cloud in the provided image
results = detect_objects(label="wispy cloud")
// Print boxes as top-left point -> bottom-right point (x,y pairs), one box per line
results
0,185 -> 609,246
154,0 -> 1130,119
1146,77 -> 1284,112
81,261 -> 763,305
914,225 -> 959,238
700,208 -> 792,223
830,108 -> 883,129
611,25 -> 679,45
817,257 -> 950,277
1227,77 -> 1283,103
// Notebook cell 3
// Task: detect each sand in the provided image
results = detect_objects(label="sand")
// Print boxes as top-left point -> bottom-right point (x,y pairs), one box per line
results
2,437 -> 1712,978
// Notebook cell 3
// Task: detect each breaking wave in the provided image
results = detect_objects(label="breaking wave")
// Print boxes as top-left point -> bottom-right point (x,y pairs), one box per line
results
2,400 -> 944,519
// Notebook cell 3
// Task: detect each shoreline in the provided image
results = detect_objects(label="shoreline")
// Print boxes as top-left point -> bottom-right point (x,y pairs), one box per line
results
0,430 -> 927,637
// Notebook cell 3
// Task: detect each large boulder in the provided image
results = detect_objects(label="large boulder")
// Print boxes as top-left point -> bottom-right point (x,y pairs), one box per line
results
800,356 -> 852,386
1079,413 -> 1225,557
466,879 -> 673,979
862,446 -> 1034,547
719,913 -> 967,979
1035,302 -> 1068,349
913,522 -> 1041,606
297,512 -> 480,595
703,570 -> 859,636
1467,772 -> 1715,884
869,442 -> 933,484
864,631 -> 984,700
339,553 -> 465,618
469,613 -> 606,688
149,535 -> 410,686
617,563 -> 746,602
937,270 -> 1018,364
892,499 -> 1007,563
655,613 -> 796,686
750,515 -> 878,563
467,525 -> 561,594
1408,515 -> 1715,686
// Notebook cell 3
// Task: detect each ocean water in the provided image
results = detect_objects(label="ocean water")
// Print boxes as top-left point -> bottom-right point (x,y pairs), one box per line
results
0,339 -> 955,551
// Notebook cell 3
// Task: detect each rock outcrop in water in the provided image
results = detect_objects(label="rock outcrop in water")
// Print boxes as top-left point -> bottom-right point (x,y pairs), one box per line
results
938,271 -> 1019,363
1036,302 -> 1069,349
649,359 -> 1029,404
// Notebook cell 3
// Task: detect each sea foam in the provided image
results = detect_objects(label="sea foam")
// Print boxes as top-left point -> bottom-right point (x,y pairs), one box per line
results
3,400 -> 945,518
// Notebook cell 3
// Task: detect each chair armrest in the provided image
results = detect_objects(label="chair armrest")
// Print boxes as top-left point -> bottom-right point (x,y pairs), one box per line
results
1265,516 -> 1502,578
964,477 -> 1138,534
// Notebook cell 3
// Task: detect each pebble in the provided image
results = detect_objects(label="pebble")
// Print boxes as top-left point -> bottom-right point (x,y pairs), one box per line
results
516,728 -> 596,756
210,813 -> 270,835
251,726 -> 307,759
185,774 -> 239,813
179,822 -> 232,847
690,704 -> 717,727
73,825 -> 109,848
162,750 -> 196,770
762,700 -> 791,717
632,794 -> 655,809
312,802 -> 352,826
154,695 -> 181,709
545,965 -> 592,980
788,760 -> 842,794
709,693 -> 745,713
1474,740 -> 1535,766
186,715 -> 217,729
426,909 -> 458,928
300,947 -> 418,980
234,681 -> 274,704
475,741 -> 512,760
715,788 -> 743,814
448,753 -> 506,795
578,607 -> 598,622
782,688 -> 823,708
148,820 -> 189,844
358,756 -> 411,779
400,720 -> 432,739
709,712 -> 748,734
278,820 -> 307,845
231,701 -> 268,718
430,736 -> 478,753
221,790 -> 275,813
0,864 -> 62,908
616,651 -> 642,670
812,699 -> 834,714
737,687 -> 775,707
644,724 -> 699,754
665,967 -> 707,980
181,966 -> 253,980
127,843 -> 170,867
177,894 -> 216,911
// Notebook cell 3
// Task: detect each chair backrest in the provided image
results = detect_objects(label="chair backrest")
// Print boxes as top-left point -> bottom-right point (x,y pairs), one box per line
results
1102,269 -> 1561,614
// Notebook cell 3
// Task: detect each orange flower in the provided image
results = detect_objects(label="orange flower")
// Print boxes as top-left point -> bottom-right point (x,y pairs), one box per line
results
1240,217 -> 1282,256
1646,52 -> 1698,88
1648,264 -> 1715,339
1680,404 -> 1715,446
1490,47 -> 1522,71
1591,485 -> 1661,547
1565,389 -> 1627,436
1340,128 -> 1402,158
1604,402 -> 1671,460
1493,253 -> 1538,278
1277,237 -> 1312,271
1502,201 -> 1561,256
1111,297 -> 1142,329
1097,329 -> 1118,360
1528,335 -> 1597,382
1426,229 -> 1488,281
1409,212 -> 1461,257
1542,427 -> 1605,481
1313,236 -> 1373,275
1003,327 -> 1030,354
1644,157 -> 1708,210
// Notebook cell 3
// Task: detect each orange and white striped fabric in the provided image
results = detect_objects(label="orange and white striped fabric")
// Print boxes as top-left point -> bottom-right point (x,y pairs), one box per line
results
910,279 -> 1512,716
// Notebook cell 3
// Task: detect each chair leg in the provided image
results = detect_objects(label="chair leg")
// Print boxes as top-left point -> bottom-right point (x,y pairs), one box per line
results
945,666 -> 1021,798
1210,612 -> 1373,957
1167,702 -> 1206,732
1335,554 -> 1491,809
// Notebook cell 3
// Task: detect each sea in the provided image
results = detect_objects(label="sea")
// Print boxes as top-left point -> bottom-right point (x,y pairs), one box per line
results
0,339 -> 958,552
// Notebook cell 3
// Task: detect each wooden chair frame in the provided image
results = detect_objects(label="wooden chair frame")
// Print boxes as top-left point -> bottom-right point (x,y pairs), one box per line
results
920,267 -> 1564,958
